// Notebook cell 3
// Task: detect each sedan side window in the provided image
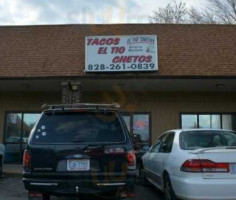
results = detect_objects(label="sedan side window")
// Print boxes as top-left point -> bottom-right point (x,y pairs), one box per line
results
151,134 -> 167,153
159,132 -> 175,153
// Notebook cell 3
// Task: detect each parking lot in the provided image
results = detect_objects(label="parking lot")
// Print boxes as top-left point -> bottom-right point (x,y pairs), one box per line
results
0,174 -> 163,200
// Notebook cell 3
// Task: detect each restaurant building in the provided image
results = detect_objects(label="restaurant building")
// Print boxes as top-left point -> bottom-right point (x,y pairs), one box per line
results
0,24 -> 236,163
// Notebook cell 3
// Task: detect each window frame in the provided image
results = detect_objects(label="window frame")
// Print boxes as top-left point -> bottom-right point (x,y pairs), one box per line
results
3,111 -> 41,144
122,112 -> 152,145
159,132 -> 175,153
180,112 -> 236,130
150,133 -> 166,153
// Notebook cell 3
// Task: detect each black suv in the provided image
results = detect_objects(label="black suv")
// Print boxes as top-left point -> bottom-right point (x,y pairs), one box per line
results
23,104 -> 136,200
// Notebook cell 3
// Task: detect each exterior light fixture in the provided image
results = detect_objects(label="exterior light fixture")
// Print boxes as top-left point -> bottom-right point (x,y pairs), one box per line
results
216,84 -> 224,89
71,84 -> 78,91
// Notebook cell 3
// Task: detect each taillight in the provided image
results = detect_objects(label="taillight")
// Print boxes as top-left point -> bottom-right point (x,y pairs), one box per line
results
23,150 -> 31,169
181,159 -> 229,173
127,150 -> 136,170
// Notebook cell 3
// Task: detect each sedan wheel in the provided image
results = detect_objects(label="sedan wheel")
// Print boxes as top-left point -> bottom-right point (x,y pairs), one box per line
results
164,175 -> 178,200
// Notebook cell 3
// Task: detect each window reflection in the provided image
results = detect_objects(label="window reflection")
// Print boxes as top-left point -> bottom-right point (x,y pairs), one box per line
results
211,115 -> 221,129
181,115 -> 197,129
122,113 -> 150,144
4,112 -> 40,163
122,116 -> 131,132
222,115 -> 232,130
5,113 -> 22,143
23,113 -> 40,142
181,113 -> 236,131
133,114 -> 150,143
199,115 -> 210,128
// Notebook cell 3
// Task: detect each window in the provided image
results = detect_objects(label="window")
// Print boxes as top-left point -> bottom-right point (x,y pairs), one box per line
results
159,132 -> 175,153
5,113 -> 23,143
151,132 -> 175,153
122,113 -> 151,144
123,115 -> 131,132
31,111 -> 125,144
4,112 -> 40,163
180,130 -> 236,150
151,134 -> 166,153
182,115 -> 197,129
181,113 -> 236,131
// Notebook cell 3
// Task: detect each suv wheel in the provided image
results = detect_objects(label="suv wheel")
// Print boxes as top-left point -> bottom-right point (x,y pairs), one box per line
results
163,175 -> 178,200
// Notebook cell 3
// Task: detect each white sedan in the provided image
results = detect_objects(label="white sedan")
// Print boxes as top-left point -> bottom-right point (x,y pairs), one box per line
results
141,129 -> 236,200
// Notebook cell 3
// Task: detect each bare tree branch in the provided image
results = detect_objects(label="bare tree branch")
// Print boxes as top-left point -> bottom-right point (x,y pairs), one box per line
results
150,0 -> 188,24
188,8 -> 218,24
150,0 -> 236,24
206,0 -> 236,24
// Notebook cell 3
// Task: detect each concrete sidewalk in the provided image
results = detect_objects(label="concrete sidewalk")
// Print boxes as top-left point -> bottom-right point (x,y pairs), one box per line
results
3,164 -> 23,174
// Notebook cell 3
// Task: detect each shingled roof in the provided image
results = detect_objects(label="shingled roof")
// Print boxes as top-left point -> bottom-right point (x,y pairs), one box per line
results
0,24 -> 235,78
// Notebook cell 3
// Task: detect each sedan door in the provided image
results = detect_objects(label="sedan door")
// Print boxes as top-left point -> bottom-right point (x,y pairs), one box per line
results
150,132 -> 175,189
143,134 -> 168,188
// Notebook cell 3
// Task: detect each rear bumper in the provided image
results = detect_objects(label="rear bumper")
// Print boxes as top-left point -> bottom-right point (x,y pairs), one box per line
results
23,175 -> 135,197
171,175 -> 236,200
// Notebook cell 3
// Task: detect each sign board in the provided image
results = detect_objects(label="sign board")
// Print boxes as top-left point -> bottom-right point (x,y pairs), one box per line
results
85,35 -> 158,72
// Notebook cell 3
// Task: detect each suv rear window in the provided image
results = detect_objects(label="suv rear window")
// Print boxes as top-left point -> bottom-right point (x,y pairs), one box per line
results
180,130 -> 236,150
31,111 -> 126,144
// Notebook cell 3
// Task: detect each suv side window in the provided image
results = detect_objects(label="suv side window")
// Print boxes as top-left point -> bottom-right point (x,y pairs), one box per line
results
159,132 -> 175,153
151,134 -> 167,153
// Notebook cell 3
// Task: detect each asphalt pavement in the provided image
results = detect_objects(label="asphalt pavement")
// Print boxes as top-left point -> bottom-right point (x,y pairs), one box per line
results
0,174 -> 163,200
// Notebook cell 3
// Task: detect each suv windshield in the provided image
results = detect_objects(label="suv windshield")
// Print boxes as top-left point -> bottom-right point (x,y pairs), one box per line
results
180,130 -> 236,150
31,111 -> 126,144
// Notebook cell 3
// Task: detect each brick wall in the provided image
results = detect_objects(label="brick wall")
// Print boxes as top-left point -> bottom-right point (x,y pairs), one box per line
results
0,24 -> 235,78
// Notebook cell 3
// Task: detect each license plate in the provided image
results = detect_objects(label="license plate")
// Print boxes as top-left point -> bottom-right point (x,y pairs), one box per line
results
231,164 -> 236,174
67,159 -> 90,171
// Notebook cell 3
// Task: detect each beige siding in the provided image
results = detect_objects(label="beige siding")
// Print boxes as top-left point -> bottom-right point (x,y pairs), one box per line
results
0,91 -> 236,144
83,91 -> 236,143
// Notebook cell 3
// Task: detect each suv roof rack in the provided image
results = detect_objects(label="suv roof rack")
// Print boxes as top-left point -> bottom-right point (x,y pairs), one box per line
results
42,103 -> 120,110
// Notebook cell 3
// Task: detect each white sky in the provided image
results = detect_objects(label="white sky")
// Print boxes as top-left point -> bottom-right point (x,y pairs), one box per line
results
0,0 -> 207,25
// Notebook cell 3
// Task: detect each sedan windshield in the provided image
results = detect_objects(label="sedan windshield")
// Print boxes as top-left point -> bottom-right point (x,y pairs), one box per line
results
180,130 -> 236,150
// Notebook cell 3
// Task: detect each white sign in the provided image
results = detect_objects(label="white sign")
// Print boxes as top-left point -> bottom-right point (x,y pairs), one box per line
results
85,35 -> 158,72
